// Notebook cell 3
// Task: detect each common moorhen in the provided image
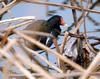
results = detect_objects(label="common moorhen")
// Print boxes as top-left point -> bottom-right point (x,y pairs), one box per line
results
24,15 -> 65,50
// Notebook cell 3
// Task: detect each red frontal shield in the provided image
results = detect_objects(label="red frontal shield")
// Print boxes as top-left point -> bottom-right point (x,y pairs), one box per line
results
61,18 -> 65,26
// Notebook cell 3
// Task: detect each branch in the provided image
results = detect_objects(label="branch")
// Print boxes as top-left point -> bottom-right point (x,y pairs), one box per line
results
23,0 -> 100,14
0,0 -> 18,16
14,30 -> 85,72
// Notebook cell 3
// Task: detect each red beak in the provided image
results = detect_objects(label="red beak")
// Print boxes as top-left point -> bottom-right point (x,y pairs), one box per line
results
61,18 -> 65,26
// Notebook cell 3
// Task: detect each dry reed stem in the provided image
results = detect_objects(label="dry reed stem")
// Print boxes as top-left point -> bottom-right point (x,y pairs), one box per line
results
52,38 -> 61,68
14,41 -> 56,79
0,39 -> 36,79
21,30 -> 53,38
66,70 -> 71,79
1,1 -> 15,31
3,65 -> 10,79
14,30 -> 85,72
60,32 -> 69,71
13,40 -> 57,79
23,0 -> 100,14
22,45 -> 63,73
70,1 -> 93,34
61,5 -> 90,50
70,0 -> 78,28
1,1 -> 15,18
53,71 -> 100,78
80,51 -> 100,79
85,40 -> 97,53
2,0 -> 98,17
0,16 -> 35,24
15,48 -> 57,79
9,71 -> 100,78
71,11 -> 88,34
61,32 -> 69,53
10,73 -> 42,77
1,29 -> 11,47
0,20 -> 33,34
52,38 -> 61,54
0,0 -> 18,16
11,59 -> 36,79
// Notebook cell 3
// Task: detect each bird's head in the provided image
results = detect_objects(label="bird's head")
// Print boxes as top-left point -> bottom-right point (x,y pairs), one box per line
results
47,15 -> 65,29
46,15 -> 66,37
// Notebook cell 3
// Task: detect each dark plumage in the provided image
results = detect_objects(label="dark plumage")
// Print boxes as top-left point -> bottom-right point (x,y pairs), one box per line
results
24,15 -> 65,50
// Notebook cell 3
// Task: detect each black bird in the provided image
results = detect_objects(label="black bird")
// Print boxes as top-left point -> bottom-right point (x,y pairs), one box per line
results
24,15 -> 65,51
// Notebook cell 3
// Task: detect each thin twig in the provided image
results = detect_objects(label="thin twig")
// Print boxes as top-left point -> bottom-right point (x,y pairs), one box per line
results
61,32 -> 69,54
1,1 -> 15,18
80,51 -> 100,79
60,32 -> 69,72
0,39 -> 36,79
0,16 -> 35,24
10,71 -> 100,78
20,30 -> 53,38
52,37 -> 61,68
0,0 -> 18,16
3,65 -> 10,79
22,45 -> 63,73
23,0 -> 100,14
0,20 -> 33,33
14,30 -> 85,72
15,47 -> 57,79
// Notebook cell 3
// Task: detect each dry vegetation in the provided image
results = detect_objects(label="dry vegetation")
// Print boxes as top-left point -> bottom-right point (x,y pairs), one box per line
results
0,0 -> 100,79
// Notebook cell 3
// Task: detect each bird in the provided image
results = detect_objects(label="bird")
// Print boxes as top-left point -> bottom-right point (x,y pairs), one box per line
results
23,15 -> 65,51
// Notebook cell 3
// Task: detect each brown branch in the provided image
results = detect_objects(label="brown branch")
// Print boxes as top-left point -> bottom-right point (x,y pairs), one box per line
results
91,41 -> 100,46
60,32 -> 69,72
88,36 -> 100,41
22,45 -> 63,73
0,0 -> 19,16
23,0 -> 100,14
70,0 -> 78,28
61,32 -> 69,54
64,0 -> 100,32
52,37 -> 61,54
21,30 -> 53,38
9,71 -> 100,78
0,39 -> 36,79
52,37 -> 61,68
80,51 -> 100,79
14,30 -> 85,72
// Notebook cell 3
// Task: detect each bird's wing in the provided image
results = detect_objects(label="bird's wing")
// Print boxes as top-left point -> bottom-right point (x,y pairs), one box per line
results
24,20 -> 50,50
